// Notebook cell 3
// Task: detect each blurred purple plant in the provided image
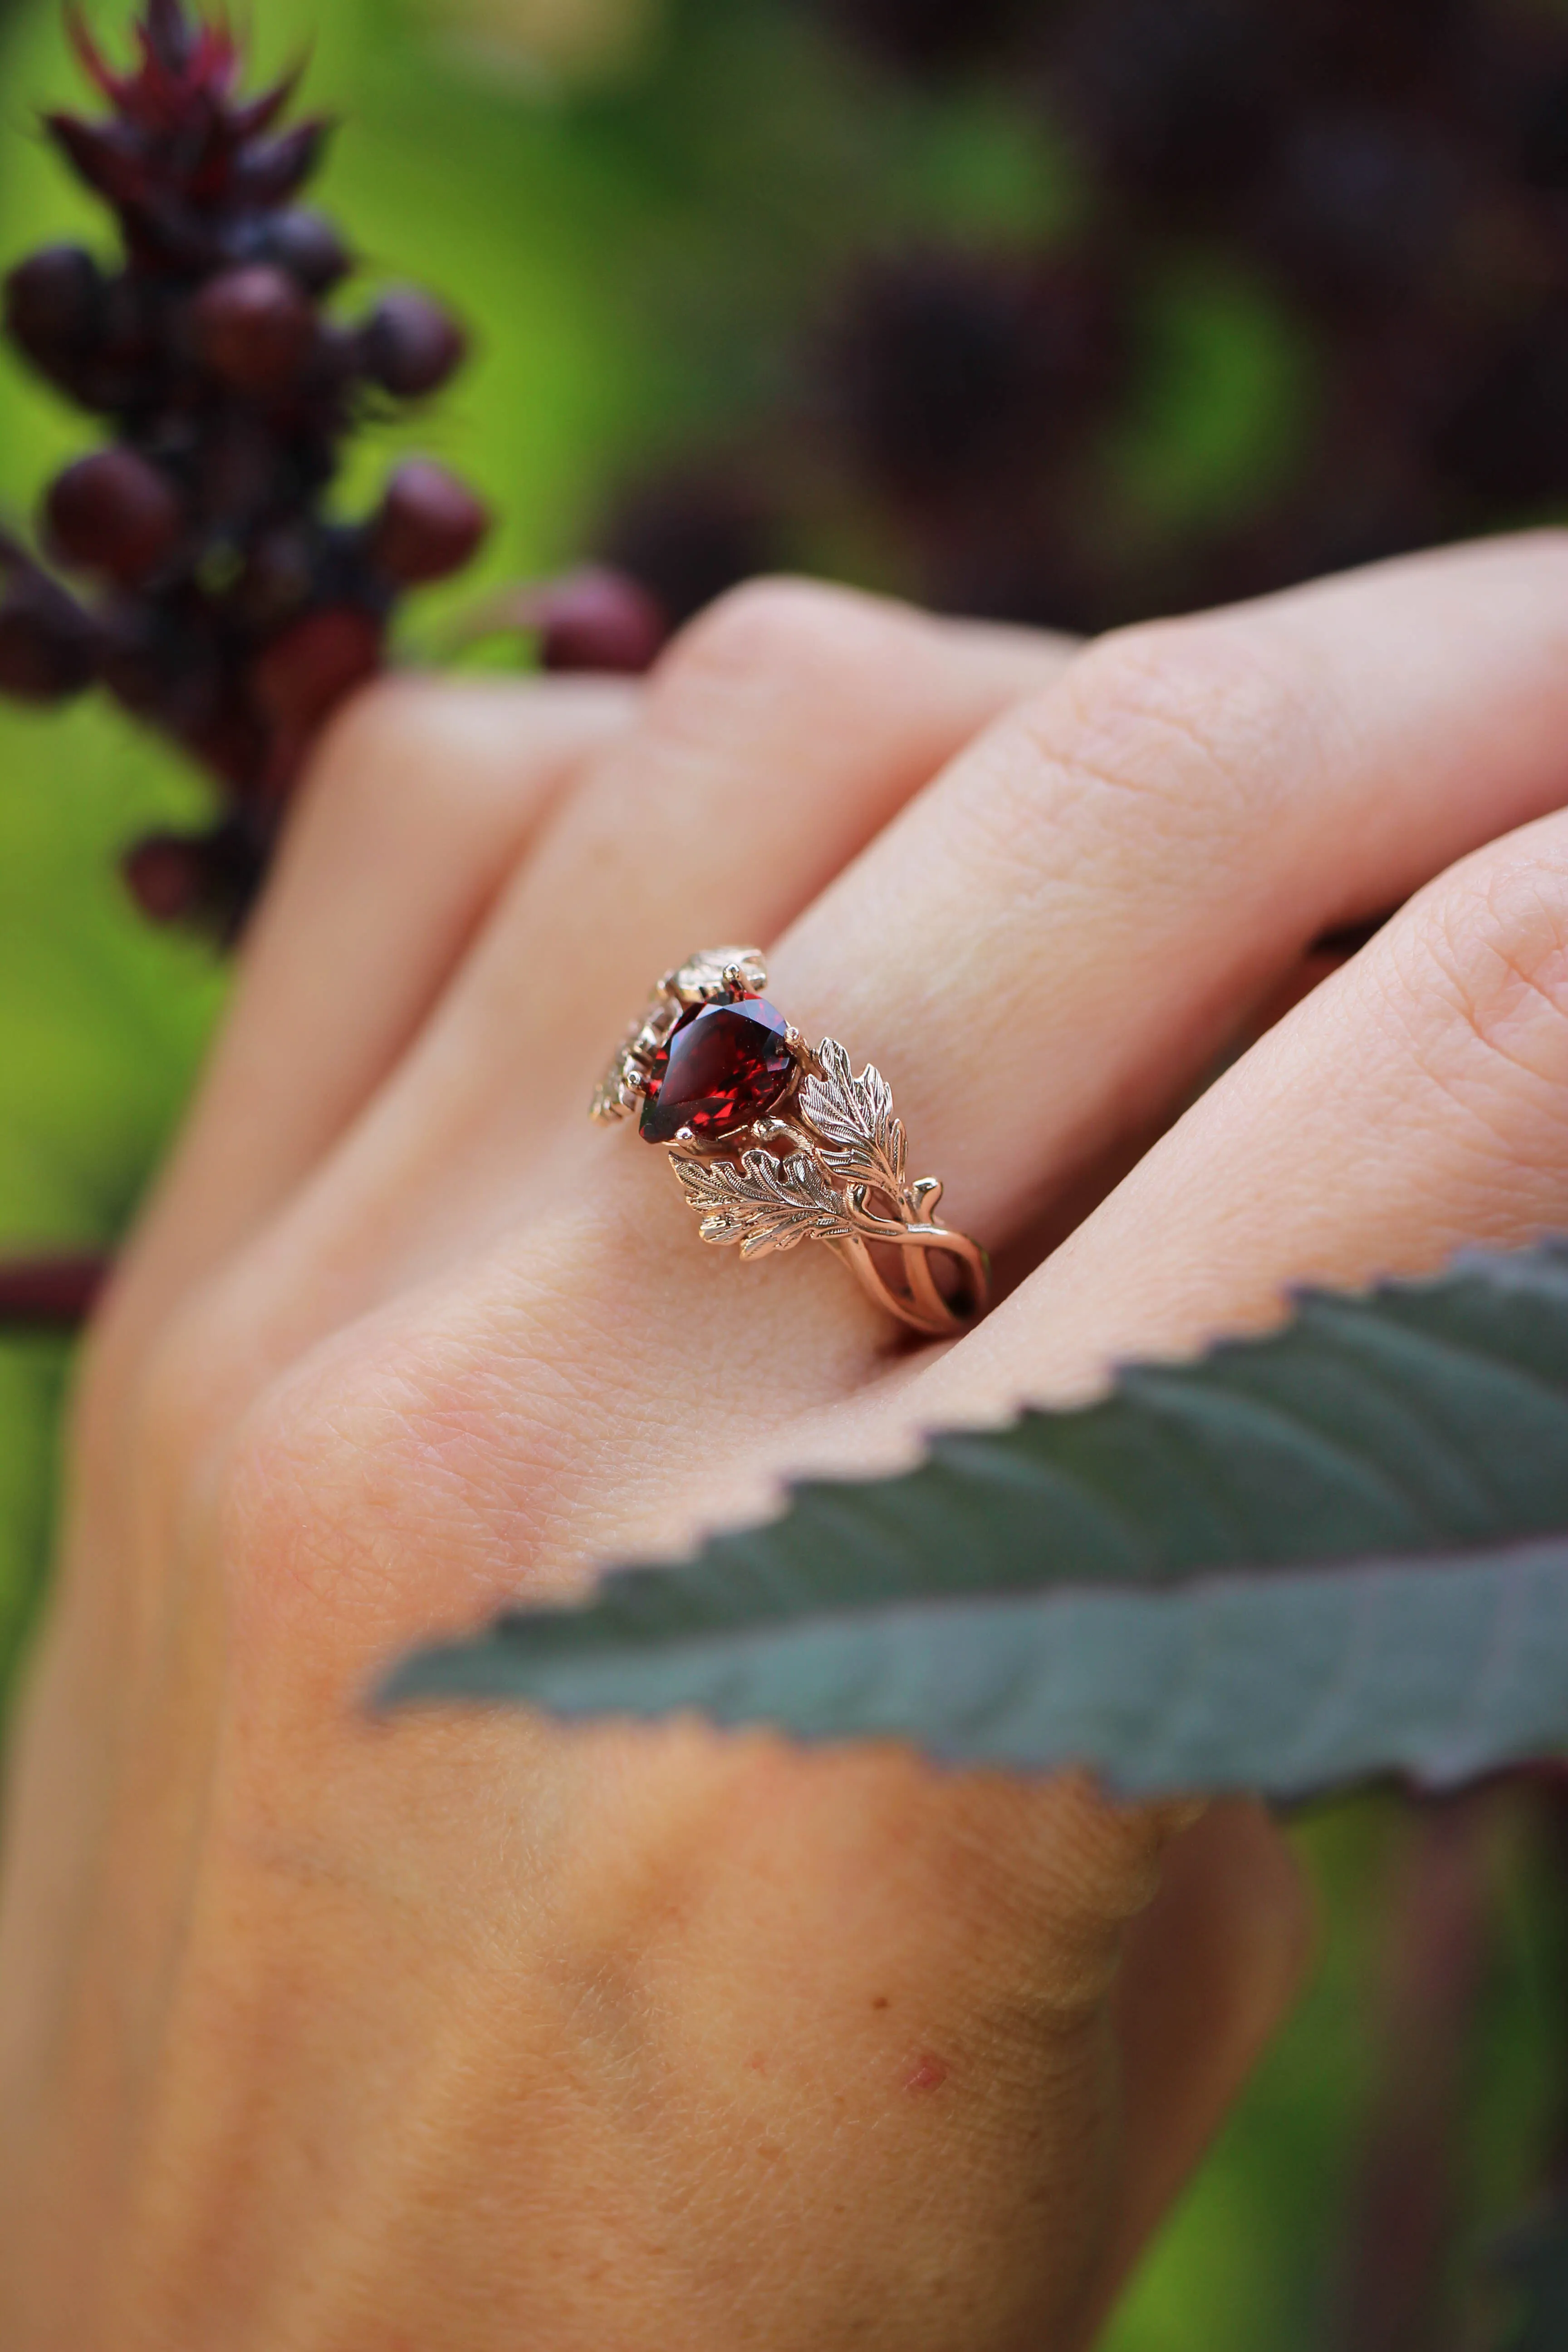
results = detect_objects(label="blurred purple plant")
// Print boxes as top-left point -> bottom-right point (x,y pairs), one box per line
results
0,0 -> 493,936
605,0 -> 1568,637
0,0 -> 675,1333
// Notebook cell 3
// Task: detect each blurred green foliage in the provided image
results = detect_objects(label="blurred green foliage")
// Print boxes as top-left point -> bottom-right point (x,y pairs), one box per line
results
0,4 -> 1560,2346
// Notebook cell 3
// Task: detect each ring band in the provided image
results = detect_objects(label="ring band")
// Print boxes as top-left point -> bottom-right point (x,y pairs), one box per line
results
591,946 -> 988,1338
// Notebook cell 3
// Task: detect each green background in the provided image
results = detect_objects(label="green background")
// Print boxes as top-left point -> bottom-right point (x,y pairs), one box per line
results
0,4 -> 1559,2343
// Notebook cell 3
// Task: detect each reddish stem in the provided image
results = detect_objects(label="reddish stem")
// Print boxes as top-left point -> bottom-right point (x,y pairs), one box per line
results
0,1251 -> 108,1331
1331,1793 -> 1502,2352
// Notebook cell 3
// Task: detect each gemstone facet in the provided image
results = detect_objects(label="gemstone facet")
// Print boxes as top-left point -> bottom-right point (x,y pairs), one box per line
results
640,995 -> 794,1143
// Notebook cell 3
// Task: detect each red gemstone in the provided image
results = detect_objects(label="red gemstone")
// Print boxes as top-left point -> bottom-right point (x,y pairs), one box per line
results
641,995 -> 793,1143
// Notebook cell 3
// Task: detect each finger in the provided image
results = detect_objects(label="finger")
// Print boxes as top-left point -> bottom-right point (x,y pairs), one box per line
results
909,799 -> 1568,1423
466,534 -> 1568,1578
761,533 -> 1568,1252
106,674 -> 634,1338
459,580 -> 1075,1100
204,585 -> 1075,1316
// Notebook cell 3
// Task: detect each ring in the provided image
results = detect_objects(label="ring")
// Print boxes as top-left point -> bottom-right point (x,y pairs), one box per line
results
590,946 -> 989,1338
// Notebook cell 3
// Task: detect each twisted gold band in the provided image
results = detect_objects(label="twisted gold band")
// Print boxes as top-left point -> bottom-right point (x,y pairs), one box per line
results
591,946 -> 988,1339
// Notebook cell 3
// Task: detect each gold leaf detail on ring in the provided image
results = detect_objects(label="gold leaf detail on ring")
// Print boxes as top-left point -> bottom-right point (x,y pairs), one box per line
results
799,1037 -> 908,1204
672,1148 -> 856,1258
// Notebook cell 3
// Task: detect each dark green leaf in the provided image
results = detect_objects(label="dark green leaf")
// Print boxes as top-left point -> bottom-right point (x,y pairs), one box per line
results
386,1244 -> 1568,1799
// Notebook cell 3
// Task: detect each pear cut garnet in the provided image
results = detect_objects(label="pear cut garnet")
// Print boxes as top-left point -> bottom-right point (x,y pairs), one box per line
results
640,995 -> 794,1144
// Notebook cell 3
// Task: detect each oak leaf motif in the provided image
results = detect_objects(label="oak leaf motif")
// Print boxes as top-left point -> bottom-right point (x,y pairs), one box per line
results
799,1037 -> 907,1202
672,1148 -> 855,1257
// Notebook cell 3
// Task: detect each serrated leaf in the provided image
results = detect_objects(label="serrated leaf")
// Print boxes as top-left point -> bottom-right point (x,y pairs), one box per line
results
799,1037 -> 907,1198
672,1147 -> 854,1256
386,1243 -> 1568,1800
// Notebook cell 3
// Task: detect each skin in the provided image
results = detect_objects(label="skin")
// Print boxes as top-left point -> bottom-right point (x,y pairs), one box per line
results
2,534 -> 1568,2347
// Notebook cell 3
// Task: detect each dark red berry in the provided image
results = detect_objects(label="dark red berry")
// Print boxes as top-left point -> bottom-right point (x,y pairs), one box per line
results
123,816 -> 267,937
122,830 -> 209,923
369,461 -> 490,585
4,245 -> 104,366
359,290 -> 466,398
262,208 -> 352,294
235,527 -> 317,627
252,604 -> 382,732
599,477 -> 775,625
46,449 -> 182,583
535,567 -> 669,674
193,264 -> 314,392
0,593 -> 97,701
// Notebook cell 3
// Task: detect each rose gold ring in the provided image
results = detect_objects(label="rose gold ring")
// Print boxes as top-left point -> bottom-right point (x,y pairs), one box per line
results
590,946 -> 988,1340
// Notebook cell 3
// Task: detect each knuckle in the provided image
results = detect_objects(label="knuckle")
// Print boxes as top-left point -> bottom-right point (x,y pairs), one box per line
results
218,1334 -> 427,1623
209,1338 -> 425,1715
213,1303 -> 574,1676
297,676 -> 536,838
1395,844 -> 1568,1087
130,1279 -> 243,1477
115,1282 -> 400,1666
123,1279 -> 256,1521
996,613 -> 1329,850
297,676 -> 629,871
299,673 -> 429,822
287,683 -> 469,882
649,574 -> 915,724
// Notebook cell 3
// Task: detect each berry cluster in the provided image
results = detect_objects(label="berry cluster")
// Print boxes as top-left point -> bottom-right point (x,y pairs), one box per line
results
608,0 -> 1568,637
0,0 -> 489,934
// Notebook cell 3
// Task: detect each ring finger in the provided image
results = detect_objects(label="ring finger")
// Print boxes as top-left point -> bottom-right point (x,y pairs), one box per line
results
187,586 -> 1074,1340
761,532 -> 1568,1256
912,799 -> 1568,1431
179,532 -> 1568,1605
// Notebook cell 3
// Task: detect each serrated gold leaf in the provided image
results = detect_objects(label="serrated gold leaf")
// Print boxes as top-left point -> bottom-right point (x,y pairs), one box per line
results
672,1148 -> 854,1257
799,1037 -> 907,1200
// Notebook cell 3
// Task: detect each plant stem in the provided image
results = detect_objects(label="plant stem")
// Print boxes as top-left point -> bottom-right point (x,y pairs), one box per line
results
0,1253 -> 108,1332
1332,1793 -> 1503,2352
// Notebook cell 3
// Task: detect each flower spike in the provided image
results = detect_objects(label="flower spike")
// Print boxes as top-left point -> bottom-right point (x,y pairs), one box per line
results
2,0 -> 489,934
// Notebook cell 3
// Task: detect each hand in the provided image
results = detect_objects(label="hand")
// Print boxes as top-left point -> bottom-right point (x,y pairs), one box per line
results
5,535 -> 1568,2349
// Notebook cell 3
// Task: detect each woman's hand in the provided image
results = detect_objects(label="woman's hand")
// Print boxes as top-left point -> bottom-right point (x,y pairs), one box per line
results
5,535 -> 1568,2349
